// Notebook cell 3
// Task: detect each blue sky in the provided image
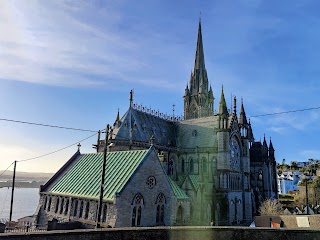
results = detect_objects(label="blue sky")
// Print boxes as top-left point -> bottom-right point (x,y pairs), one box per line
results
1,0 -> 320,173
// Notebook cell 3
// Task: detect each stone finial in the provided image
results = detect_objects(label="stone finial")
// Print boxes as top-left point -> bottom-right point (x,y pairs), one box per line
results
130,89 -> 133,107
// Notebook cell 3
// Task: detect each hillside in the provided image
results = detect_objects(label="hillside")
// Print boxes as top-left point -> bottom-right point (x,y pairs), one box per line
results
0,170 -> 53,182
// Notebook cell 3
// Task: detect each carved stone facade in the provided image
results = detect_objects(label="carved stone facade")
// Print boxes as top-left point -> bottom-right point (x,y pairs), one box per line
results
35,20 -> 277,228
95,21 -> 278,226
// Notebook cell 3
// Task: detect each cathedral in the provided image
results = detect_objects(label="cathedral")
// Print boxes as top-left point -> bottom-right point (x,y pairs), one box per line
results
34,21 -> 278,228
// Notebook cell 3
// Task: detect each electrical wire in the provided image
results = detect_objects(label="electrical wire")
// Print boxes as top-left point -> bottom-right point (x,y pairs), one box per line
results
249,106 -> 320,118
0,118 -> 97,132
0,162 -> 14,178
17,132 -> 98,163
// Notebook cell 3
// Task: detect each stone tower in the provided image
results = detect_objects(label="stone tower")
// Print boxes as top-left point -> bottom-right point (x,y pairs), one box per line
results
184,20 -> 214,120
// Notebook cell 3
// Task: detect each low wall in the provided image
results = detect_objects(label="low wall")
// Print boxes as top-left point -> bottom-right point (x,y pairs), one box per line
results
1,226 -> 320,240
255,215 -> 320,228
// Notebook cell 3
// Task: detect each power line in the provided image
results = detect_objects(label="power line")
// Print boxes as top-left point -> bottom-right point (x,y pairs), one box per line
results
0,162 -> 14,178
17,132 -> 98,163
0,118 -> 97,132
249,106 -> 320,118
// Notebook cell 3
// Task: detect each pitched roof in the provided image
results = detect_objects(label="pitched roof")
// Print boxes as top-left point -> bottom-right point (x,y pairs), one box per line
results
188,175 -> 199,191
47,149 -> 149,201
177,116 -> 217,148
113,108 -> 177,147
168,177 -> 189,200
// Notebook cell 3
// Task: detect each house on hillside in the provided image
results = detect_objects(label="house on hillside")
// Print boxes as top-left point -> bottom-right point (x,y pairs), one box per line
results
278,170 -> 300,194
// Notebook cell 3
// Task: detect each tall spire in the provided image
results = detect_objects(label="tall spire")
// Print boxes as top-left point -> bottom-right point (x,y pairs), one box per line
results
194,20 -> 205,72
184,20 -> 213,120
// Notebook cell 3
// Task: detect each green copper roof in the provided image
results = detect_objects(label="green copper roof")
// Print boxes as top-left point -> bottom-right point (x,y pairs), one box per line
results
48,150 -> 149,201
189,175 -> 199,191
168,177 -> 189,200
176,175 -> 186,187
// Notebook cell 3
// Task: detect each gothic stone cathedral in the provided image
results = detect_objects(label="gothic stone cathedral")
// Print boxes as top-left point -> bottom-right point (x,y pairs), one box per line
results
35,21 -> 278,228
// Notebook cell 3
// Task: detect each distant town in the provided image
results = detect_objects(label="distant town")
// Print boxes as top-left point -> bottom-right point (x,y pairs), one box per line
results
0,170 -> 52,188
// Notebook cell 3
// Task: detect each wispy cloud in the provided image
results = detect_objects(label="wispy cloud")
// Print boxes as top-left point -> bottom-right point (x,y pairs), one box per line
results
300,150 -> 320,160
0,1 -> 175,89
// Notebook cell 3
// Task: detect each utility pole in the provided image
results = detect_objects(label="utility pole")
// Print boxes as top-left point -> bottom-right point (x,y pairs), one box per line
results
306,176 -> 310,215
9,161 -> 17,225
96,125 -> 109,228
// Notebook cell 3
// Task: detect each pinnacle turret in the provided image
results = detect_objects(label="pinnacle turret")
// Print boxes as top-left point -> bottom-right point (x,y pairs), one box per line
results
218,86 -> 228,115
269,138 -> 274,151
269,137 -> 275,161
238,99 -> 248,125
114,109 -> 121,128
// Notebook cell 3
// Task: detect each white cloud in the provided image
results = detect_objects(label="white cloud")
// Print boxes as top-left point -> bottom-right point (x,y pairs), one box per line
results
0,1 -> 177,89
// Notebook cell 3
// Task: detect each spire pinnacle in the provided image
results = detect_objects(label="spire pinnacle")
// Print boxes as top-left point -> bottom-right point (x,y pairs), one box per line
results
129,89 -> 133,108
116,108 -> 120,122
194,20 -> 205,71
114,108 -> 121,128
269,137 -> 274,150
263,134 -> 268,146
238,98 -> 248,125
218,85 -> 228,115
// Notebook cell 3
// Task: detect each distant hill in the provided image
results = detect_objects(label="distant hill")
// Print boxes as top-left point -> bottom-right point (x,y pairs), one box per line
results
0,170 -> 54,182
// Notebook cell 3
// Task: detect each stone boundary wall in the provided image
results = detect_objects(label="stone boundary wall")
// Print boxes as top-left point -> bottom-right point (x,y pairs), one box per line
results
1,226 -> 320,240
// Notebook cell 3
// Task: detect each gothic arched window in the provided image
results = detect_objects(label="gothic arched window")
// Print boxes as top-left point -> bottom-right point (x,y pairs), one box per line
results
132,193 -> 144,227
73,199 -> 78,217
84,201 -> 90,219
181,158 -> 185,173
190,159 -> 194,173
168,158 -> 174,175
65,199 -> 69,215
176,206 -> 183,224
59,198 -> 64,214
47,197 -> 51,212
55,197 -> 60,213
202,158 -> 207,174
43,196 -> 47,210
156,193 -> 166,225
79,201 -> 84,218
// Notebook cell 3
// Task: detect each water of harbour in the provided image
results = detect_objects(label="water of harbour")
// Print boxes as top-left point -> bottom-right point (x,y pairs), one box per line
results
0,187 -> 39,221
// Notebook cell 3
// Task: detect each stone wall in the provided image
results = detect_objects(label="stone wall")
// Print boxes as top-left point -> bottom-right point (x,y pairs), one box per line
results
1,226 -> 320,240
115,150 -> 177,227
255,215 -> 320,228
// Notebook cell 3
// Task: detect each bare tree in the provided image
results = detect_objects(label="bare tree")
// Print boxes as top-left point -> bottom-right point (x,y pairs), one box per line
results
259,199 -> 283,215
